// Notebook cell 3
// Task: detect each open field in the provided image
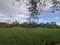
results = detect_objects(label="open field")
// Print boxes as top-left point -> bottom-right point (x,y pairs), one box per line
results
0,27 -> 60,45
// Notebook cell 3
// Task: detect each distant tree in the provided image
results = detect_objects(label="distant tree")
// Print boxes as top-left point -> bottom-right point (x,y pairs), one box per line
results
49,22 -> 58,28
39,23 -> 45,27
39,22 -> 59,28
20,22 -> 28,27
20,22 -> 39,28
0,22 -> 12,28
12,21 -> 20,27
44,23 -> 50,28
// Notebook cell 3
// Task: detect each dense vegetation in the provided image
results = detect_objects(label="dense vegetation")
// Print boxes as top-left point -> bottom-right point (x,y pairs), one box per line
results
0,21 -> 60,28
0,27 -> 60,45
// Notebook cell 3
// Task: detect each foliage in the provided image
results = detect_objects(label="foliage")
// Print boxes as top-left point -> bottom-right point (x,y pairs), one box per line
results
27,0 -> 41,23
39,22 -> 60,28
20,22 -> 39,28
0,22 -> 12,28
0,21 -> 60,28
27,0 -> 60,23
11,21 -> 20,27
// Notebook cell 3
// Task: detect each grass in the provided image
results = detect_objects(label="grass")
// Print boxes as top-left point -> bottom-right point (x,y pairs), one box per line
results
56,43 -> 60,45
0,27 -> 60,45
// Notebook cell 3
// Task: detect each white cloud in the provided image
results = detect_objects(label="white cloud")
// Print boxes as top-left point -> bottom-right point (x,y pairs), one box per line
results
0,13 -> 28,23
0,0 -> 60,23
0,0 -> 54,15
13,14 -> 29,18
0,0 -> 29,23
0,0 -> 29,15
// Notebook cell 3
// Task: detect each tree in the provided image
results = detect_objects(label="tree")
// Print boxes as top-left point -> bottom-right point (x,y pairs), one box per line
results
26,0 -> 49,23
52,0 -> 60,7
44,23 -> 50,28
27,0 -> 39,23
12,0 -> 60,24
0,22 -> 12,28
27,0 -> 60,23
39,23 -> 45,27
51,0 -> 60,13
12,21 -> 20,27
50,22 -> 57,28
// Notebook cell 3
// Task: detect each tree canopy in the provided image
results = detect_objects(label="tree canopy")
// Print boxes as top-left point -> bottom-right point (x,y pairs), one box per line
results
13,0 -> 60,23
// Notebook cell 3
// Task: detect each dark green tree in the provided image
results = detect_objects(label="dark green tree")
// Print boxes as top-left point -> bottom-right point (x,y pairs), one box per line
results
50,22 -> 57,28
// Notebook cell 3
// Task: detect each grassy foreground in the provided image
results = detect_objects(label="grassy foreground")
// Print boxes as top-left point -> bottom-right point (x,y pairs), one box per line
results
0,27 -> 60,45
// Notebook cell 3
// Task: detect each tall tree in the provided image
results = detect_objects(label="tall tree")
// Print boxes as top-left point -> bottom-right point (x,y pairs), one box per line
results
27,0 -> 39,23
27,0 -> 52,23
12,0 -> 60,23
27,0 -> 43,23
28,0 -> 60,23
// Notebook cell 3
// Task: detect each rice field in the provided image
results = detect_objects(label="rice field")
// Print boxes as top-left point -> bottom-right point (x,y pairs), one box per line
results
0,27 -> 60,45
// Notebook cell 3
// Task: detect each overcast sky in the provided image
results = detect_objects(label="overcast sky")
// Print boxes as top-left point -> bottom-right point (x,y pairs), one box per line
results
0,0 -> 60,25
0,0 -> 29,23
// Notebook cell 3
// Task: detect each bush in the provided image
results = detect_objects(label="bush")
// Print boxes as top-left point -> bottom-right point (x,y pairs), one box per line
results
20,22 -> 39,28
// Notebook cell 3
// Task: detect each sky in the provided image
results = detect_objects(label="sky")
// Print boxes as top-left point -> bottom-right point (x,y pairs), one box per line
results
0,0 -> 29,23
0,0 -> 60,25
39,7 -> 60,25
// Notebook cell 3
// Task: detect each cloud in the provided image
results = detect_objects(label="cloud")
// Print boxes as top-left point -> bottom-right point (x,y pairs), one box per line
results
0,0 -> 60,23
0,13 -> 28,23
0,0 -> 29,15
0,0 -> 54,15
0,0 -> 29,23
0,0 -> 14,14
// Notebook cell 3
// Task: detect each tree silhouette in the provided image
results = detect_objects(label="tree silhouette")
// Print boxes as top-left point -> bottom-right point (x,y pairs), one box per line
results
12,0 -> 60,23
28,0 -> 60,23
27,0 -> 42,23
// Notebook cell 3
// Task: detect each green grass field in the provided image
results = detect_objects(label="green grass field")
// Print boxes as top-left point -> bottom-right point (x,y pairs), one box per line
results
0,27 -> 60,45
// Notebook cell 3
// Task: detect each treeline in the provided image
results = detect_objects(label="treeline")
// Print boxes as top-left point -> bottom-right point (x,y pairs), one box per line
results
39,22 -> 60,28
20,22 -> 60,28
0,22 -> 12,28
0,21 -> 60,28
0,21 -> 20,28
